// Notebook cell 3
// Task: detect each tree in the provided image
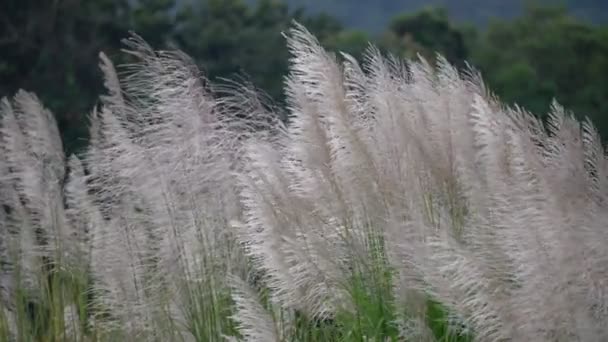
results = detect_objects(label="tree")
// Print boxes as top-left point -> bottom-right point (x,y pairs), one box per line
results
0,0 -> 135,153
173,0 -> 364,106
380,7 -> 469,64
471,5 -> 608,139
0,0 -> 179,153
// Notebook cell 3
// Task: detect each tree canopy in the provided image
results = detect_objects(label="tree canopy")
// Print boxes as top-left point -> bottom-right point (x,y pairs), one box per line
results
1,0 -> 607,152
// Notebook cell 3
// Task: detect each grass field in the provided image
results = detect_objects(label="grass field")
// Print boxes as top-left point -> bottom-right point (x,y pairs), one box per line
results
1,24 -> 606,341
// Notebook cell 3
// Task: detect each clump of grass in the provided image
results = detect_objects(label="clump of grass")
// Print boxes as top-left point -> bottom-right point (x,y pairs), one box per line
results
1,23 -> 608,342
232,23 -> 608,341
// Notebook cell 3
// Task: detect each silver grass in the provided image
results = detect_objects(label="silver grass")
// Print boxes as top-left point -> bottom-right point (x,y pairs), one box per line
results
0,93 -> 70,264
0,92 -> 91,341
79,34 -> 275,339
0,23 -> 606,342
0,92 -> 84,283
228,275 -> 281,342
236,23 -> 608,341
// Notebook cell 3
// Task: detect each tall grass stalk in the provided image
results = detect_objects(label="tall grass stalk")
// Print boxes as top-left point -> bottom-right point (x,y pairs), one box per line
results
1,23 -> 607,341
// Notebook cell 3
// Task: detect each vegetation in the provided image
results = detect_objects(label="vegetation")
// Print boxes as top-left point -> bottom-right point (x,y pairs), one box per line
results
279,0 -> 608,31
2,22 -> 608,341
1,1 -> 608,341
2,1 -> 608,153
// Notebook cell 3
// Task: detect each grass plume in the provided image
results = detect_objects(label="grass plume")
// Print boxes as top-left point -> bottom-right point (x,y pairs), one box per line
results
1,23 -> 607,341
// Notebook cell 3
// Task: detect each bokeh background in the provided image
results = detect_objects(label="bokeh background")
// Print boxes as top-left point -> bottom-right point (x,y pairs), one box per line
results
2,0 -> 607,154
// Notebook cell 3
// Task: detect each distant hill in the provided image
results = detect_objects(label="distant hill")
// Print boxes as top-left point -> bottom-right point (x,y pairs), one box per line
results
269,0 -> 608,32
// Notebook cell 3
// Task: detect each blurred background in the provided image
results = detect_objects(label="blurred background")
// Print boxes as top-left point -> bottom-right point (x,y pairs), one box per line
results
1,0 -> 607,154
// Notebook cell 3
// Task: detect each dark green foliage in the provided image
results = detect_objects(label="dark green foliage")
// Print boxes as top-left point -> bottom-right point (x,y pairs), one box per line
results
1,0 -> 607,154
470,5 -> 608,138
0,0 -> 179,154
276,0 -> 608,31
389,8 -> 468,62
379,7 -> 469,65
173,0 -> 292,103
0,0 -> 348,153
426,299 -> 474,342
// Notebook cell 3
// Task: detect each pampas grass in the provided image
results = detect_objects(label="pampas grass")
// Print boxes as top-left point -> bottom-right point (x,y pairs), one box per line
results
1,23 -> 607,341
